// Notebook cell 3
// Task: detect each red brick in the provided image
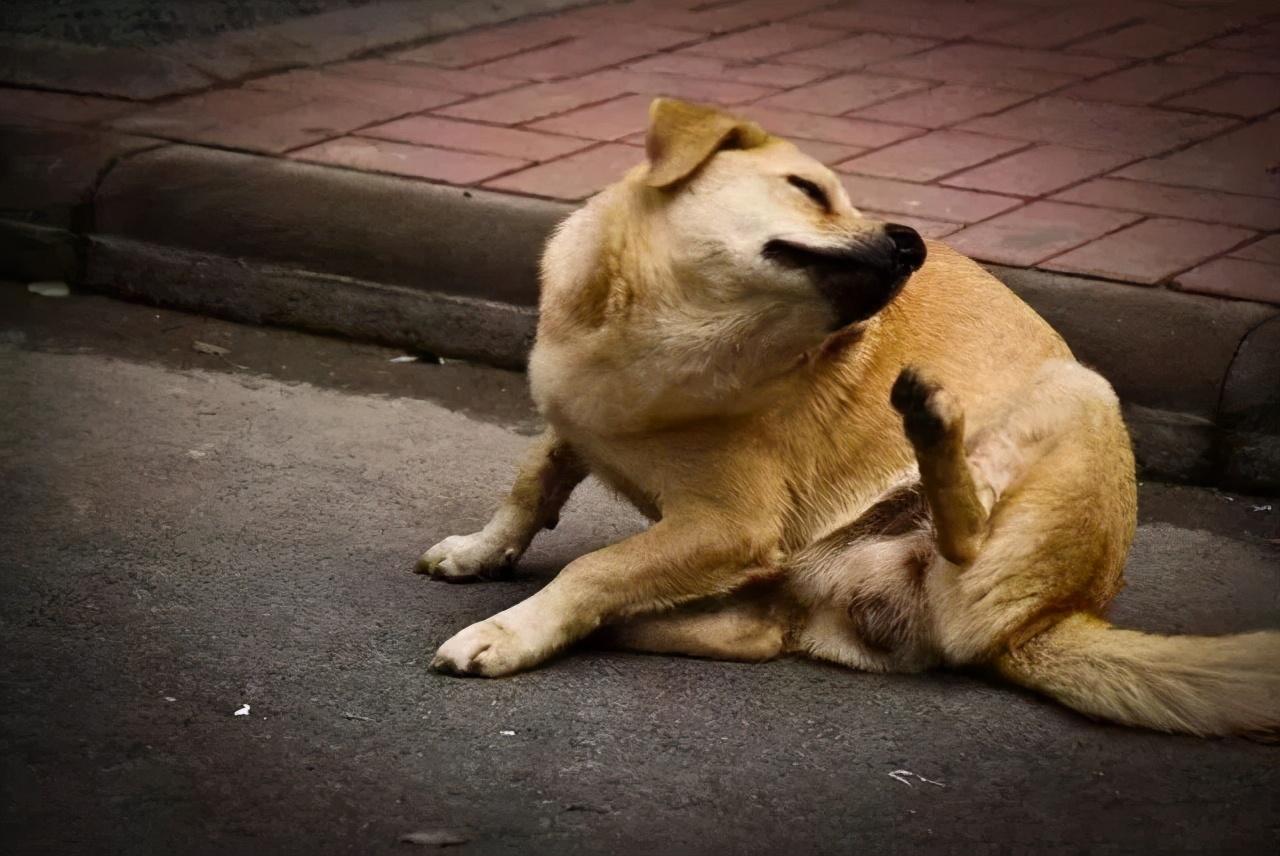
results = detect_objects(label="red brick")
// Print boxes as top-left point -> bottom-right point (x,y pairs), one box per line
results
641,0 -> 834,34
1057,63 -> 1222,105
1051,178 -> 1280,231
1113,116 -> 1280,198
1231,235 -> 1280,265
358,115 -> 590,161
535,14 -> 705,50
0,88 -> 133,126
580,69 -> 778,106
754,73 -> 931,116
1164,75 -> 1280,118
625,54 -> 828,87
328,60 -> 521,95
1175,257 -> 1280,304
471,38 -> 653,82
683,23 -> 844,61
1167,48 -> 1280,74
944,201 -> 1140,266
777,33 -> 938,70
1210,27 -> 1280,55
979,6 -> 1138,49
291,136 -> 527,183
434,77 -> 626,124
528,94 -> 652,141
941,145 -> 1134,196
791,139 -> 869,166
839,130 -> 1025,183
243,70 -> 464,113
838,174 -> 1022,223
797,2 -> 1037,38
483,143 -> 642,200
741,105 -> 919,147
958,96 -> 1235,155
853,84 -> 1030,128
858,209 -> 961,239
396,20 -> 569,68
1042,218 -> 1254,284
1068,24 -> 1209,59
870,44 -> 1115,92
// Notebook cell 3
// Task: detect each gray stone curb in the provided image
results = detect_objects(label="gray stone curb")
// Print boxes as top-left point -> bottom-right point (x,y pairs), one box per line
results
1,127 -> 1276,492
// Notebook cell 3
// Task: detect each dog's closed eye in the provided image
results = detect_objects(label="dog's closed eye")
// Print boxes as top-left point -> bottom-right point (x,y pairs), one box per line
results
787,175 -> 830,211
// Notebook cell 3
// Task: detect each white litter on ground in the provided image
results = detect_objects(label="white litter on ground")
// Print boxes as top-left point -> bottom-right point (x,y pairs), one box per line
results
499,730 -> 516,736
27,281 -> 70,298
1250,504 -> 1271,512
398,829 -> 469,847
389,355 -> 419,363
192,341 -> 230,356
164,696 -> 176,702
889,769 -> 946,788
234,704 -> 250,716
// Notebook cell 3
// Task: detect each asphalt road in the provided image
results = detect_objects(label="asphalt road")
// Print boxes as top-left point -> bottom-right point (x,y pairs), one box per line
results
2,283 -> 1278,855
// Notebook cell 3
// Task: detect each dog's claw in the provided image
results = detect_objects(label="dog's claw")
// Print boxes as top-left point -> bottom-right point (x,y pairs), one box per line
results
891,367 -> 961,449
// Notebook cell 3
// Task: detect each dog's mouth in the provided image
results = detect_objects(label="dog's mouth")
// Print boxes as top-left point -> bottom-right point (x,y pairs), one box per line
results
763,224 -> 926,329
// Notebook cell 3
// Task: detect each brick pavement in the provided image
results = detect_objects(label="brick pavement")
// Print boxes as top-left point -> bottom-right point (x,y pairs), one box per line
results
2,0 -> 1277,304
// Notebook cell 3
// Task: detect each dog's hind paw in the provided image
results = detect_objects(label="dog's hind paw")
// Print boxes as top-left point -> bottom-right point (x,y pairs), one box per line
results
891,367 -> 962,449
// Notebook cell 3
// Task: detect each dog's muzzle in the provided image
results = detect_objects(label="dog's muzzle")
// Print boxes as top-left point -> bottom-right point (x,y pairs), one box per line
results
763,223 -> 927,329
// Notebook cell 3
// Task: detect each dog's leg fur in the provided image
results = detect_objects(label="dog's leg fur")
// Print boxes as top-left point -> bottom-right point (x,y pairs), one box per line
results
890,369 -> 988,566
418,430 -> 587,579
598,585 -> 789,662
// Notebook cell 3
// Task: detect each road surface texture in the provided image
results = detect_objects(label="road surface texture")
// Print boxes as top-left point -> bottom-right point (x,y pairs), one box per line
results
2,283 -> 1278,855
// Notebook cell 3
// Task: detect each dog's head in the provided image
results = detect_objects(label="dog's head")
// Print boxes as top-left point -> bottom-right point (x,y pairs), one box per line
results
638,97 -> 926,333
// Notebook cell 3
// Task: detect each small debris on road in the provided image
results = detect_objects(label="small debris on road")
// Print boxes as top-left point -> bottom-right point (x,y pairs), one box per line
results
499,730 -> 516,736
164,696 -> 176,702
389,355 -> 419,363
233,704 -> 251,716
193,341 -> 230,356
888,769 -> 946,788
1250,504 -> 1271,512
27,281 -> 70,298
342,712 -> 372,721
398,829 -> 469,847
187,450 -> 207,459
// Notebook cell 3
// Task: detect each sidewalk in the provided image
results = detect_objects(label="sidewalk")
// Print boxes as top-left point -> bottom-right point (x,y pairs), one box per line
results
3,0 -> 1277,305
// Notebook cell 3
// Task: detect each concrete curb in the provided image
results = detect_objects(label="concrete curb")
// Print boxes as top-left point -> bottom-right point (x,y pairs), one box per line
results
2,126 -> 1277,492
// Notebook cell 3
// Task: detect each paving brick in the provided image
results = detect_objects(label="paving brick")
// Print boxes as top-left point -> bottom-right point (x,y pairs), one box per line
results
978,5 -> 1139,49
1230,235 -> 1280,265
777,33 -> 938,70
579,69 -> 778,106
435,77 -> 626,124
942,145 -> 1134,197
740,105 -> 920,147
1175,257 -> 1280,304
1164,75 -> 1280,118
290,136 -> 527,183
958,96 -> 1235,155
1068,24 -> 1210,59
244,69 -> 464,113
328,60 -> 521,95
870,43 -> 1117,92
625,54 -> 828,87
839,130 -> 1026,182
858,209 -> 961,239
395,20 -> 568,68
944,201 -> 1140,266
471,38 -> 653,82
753,73 -> 931,116
1051,178 -> 1280,231
536,14 -> 705,50
1114,115 -> 1280,198
0,87 -> 134,126
797,2 -> 1037,39
1167,47 -> 1280,74
790,139 -> 869,166
837,174 -> 1022,223
853,84 -> 1029,128
1057,63 -> 1222,105
483,143 -> 642,200
1042,218 -> 1255,284
527,94 -> 653,141
683,23 -> 844,61
1210,27 -> 1280,55
640,0 -> 835,34
357,115 -> 590,161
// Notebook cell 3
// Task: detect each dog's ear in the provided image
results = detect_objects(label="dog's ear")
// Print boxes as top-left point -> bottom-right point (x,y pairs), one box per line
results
644,97 -> 768,188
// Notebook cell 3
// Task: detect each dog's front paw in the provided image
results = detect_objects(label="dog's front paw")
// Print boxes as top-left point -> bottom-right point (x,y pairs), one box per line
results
891,367 -> 962,449
416,532 -> 520,580
431,617 -> 540,677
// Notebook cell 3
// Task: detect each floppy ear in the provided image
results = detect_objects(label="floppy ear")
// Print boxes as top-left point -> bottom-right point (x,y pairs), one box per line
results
644,97 -> 769,189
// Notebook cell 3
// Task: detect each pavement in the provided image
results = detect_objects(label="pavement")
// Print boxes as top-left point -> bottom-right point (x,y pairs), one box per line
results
3,282 -> 1279,855
2,0 -> 1278,304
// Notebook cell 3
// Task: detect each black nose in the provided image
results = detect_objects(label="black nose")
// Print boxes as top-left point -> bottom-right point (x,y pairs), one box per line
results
885,223 -> 926,272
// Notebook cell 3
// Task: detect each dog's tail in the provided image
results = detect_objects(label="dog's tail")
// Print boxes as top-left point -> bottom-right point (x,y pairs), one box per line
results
993,613 -> 1280,737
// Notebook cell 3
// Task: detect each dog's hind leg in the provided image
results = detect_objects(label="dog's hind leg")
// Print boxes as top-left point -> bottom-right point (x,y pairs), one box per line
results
891,368 -> 989,566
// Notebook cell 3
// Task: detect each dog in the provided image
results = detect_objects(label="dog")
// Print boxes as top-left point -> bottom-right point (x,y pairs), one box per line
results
418,98 -> 1279,737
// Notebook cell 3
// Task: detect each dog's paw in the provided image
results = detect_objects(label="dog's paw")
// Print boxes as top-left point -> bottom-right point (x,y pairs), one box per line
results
416,532 -> 520,580
431,617 -> 538,677
891,367 -> 962,449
